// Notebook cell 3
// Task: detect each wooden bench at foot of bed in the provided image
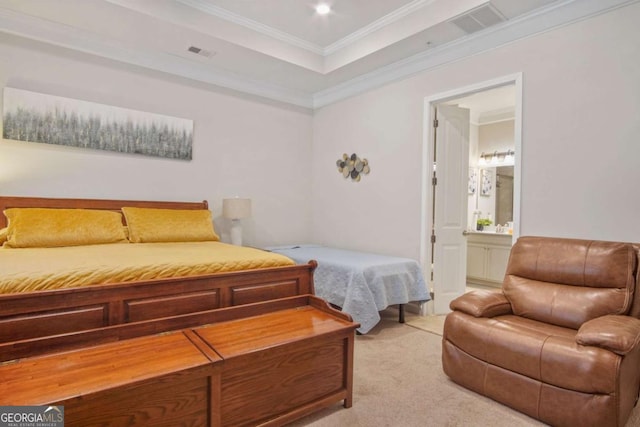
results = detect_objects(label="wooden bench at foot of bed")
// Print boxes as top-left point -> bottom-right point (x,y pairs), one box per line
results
0,295 -> 359,427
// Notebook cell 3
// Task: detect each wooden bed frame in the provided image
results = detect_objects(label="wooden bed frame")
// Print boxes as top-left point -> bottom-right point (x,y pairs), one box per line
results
0,196 -> 317,362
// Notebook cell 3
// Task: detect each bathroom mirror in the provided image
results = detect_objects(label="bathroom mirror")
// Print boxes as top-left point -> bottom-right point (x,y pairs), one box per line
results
495,166 -> 514,226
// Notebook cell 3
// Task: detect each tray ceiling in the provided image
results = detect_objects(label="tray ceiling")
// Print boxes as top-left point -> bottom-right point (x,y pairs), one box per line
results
0,0 -> 636,108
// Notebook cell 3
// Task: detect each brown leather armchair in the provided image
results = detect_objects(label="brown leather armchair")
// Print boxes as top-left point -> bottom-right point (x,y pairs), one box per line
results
443,236 -> 640,427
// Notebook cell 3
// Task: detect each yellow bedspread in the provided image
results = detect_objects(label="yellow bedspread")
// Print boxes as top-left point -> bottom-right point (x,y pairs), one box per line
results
0,242 -> 295,294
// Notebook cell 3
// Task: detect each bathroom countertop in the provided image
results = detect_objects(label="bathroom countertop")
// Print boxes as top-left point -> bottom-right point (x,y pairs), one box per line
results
466,230 -> 513,236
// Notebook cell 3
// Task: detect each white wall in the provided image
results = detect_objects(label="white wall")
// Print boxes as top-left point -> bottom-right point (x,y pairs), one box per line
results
312,86 -> 425,258
478,120 -> 514,154
0,35 -> 313,247
312,2 -> 640,259
2,2 -> 639,257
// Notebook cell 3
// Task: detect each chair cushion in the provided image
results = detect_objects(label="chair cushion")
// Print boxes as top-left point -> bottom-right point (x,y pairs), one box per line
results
444,311 -> 619,394
503,237 -> 637,329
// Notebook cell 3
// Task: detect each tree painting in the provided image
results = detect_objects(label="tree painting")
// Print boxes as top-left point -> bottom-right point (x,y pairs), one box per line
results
2,88 -> 193,160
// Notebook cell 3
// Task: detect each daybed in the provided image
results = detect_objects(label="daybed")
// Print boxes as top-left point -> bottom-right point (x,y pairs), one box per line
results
267,244 -> 430,333
443,236 -> 640,427
0,195 -> 360,426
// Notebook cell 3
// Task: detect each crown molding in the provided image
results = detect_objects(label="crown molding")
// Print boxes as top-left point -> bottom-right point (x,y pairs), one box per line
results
323,0 -> 435,55
474,107 -> 515,126
177,0 -> 437,57
176,0 -> 325,55
0,7 -> 314,109
1,0 -> 637,111
313,0 -> 639,108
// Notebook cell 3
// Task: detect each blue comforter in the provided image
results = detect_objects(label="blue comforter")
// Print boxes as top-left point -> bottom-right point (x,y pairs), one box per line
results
266,245 -> 430,333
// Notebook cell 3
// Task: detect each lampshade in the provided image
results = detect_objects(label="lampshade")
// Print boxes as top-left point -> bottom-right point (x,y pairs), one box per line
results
223,198 -> 251,219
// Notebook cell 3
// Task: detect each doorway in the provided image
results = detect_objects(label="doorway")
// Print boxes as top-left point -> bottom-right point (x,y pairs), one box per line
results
420,73 -> 522,314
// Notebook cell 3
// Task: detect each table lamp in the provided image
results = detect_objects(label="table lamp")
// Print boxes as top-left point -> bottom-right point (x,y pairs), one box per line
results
223,197 -> 251,246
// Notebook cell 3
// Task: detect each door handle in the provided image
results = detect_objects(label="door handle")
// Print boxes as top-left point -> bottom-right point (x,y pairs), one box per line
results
462,230 -> 469,236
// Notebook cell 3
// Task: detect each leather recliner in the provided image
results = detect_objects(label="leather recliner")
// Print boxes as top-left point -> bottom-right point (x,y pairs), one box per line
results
443,236 -> 640,427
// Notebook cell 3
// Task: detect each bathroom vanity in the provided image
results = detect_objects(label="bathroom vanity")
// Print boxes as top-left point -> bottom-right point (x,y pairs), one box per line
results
466,231 -> 513,287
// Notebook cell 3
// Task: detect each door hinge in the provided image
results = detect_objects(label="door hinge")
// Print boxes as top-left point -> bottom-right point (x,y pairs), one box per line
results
431,234 -> 436,244
432,176 -> 437,186
433,118 -> 439,128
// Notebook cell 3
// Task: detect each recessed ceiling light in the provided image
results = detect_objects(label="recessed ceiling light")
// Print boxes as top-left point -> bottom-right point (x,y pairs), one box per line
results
316,3 -> 331,15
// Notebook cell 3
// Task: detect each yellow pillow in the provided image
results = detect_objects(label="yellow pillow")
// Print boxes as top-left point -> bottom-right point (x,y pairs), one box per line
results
0,227 -> 7,244
4,208 -> 127,248
122,207 -> 219,243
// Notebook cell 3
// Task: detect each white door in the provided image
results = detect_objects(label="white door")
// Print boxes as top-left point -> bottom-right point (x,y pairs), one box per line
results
433,105 -> 470,314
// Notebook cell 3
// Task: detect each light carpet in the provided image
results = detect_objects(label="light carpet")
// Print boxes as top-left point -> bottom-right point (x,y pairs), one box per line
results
290,310 -> 640,427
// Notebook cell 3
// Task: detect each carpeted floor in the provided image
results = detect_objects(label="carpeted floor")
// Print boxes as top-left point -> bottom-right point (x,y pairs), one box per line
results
290,309 -> 640,427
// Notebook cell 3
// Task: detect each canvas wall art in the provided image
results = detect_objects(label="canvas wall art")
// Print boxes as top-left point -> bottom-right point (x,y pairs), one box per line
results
2,87 -> 193,160
480,168 -> 493,197
468,167 -> 477,195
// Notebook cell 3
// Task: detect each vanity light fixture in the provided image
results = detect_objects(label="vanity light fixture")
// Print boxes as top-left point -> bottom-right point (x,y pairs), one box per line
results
316,3 -> 331,15
505,150 -> 515,164
480,149 -> 514,165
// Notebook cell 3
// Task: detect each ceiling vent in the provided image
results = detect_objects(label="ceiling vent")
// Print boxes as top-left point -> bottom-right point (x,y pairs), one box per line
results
187,45 -> 216,58
451,3 -> 506,34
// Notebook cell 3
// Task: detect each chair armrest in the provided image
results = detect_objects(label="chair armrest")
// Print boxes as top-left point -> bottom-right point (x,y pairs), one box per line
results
576,315 -> 640,355
450,290 -> 512,318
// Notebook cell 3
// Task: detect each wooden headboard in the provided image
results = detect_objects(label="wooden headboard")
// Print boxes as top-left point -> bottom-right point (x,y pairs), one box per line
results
0,196 -> 209,228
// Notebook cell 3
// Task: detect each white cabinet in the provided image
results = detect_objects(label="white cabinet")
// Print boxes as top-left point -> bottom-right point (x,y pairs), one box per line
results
467,244 -> 487,279
466,233 -> 513,287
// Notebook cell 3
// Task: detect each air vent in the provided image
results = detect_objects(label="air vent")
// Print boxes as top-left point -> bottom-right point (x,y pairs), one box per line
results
187,46 -> 216,58
451,3 -> 506,34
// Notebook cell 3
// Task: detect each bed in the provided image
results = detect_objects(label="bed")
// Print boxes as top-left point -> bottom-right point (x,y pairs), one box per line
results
266,244 -> 430,333
0,195 -> 317,362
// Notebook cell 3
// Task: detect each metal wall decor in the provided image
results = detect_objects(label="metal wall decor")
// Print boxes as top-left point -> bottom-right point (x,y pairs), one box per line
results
336,153 -> 370,182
